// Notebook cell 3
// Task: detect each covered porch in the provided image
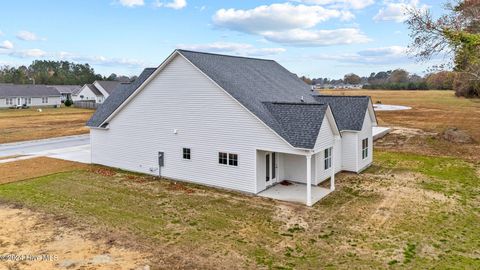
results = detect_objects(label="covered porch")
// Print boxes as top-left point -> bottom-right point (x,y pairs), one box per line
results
258,181 -> 333,205
256,144 -> 339,206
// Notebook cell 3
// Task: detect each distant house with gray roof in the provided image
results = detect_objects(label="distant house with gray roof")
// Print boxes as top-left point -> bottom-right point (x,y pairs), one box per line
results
87,50 -> 377,206
0,84 -> 62,108
74,80 -> 121,104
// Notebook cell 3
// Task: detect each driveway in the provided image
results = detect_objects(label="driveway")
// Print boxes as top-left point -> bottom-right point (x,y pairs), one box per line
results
0,134 -> 91,164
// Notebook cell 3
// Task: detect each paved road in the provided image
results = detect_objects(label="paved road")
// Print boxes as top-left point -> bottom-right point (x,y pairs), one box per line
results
0,134 -> 90,163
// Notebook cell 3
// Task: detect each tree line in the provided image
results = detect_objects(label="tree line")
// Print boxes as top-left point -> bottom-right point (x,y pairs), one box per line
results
0,60 -> 136,85
301,69 -> 455,91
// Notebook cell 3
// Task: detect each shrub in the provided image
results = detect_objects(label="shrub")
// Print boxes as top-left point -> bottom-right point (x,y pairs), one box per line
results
64,99 -> 73,107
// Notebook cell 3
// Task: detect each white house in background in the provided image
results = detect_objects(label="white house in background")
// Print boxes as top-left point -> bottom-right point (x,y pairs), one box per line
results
74,80 -> 121,103
49,85 -> 82,101
87,50 -> 377,206
0,84 -> 62,108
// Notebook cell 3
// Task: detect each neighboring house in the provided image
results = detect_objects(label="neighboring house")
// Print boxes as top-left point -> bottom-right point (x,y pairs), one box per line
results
49,85 -> 81,101
74,81 -> 121,103
0,84 -> 62,108
87,50 -> 377,206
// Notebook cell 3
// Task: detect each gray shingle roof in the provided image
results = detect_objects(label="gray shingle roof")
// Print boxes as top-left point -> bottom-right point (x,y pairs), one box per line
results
313,95 -> 370,131
49,85 -> 82,94
0,84 -> 61,98
87,84 -> 103,96
178,50 -> 321,148
87,50 -> 371,149
87,68 -> 156,127
96,81 -> 121,94
263,102 -> 328,149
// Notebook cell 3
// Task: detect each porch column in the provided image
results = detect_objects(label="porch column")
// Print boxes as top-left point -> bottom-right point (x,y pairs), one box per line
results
306,154 -> 312,206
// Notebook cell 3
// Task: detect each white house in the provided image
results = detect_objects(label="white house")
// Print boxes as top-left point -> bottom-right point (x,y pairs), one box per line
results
0,84 -> 62,108
74,81 -> 121,103
87,50 -> 377,206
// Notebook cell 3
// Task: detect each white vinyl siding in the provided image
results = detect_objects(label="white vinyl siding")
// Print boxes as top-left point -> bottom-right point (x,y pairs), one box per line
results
0,96 -> 61,108
90,54 -> 303,194
357,111 -> 373,171
73,86 -> 103,102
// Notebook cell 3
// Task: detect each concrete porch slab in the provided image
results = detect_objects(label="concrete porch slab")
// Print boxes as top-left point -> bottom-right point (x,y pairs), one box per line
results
258,182 -> 332,205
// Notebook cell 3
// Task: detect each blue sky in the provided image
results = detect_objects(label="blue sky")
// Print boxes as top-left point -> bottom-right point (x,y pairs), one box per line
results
0,0 -> 444,78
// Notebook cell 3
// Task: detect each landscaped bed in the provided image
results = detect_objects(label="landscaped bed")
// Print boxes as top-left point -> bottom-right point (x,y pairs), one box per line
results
0,153 -> 478,269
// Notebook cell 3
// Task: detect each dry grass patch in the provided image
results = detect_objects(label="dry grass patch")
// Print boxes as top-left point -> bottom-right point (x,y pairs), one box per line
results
0,157 -> 87,184
321,90 -> 480,161
0,107 -> 93,143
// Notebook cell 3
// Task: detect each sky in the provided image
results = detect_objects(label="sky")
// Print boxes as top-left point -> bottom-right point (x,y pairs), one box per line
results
0,0 -> 446,79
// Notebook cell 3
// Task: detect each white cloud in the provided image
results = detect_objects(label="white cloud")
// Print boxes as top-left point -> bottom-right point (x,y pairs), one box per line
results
0,40 -> 14,50
155,0 -> 187,9
212,3 -> 369,47
16,30 -> 45,41
177,42 -> 286,57
10,48 -> 47,58
374,0 -> 428,22
213,3 -> 354,33
298,0 -> 375,9
314,45 -> 409,64
262,28 -> 370,46
118,0 -> 144,7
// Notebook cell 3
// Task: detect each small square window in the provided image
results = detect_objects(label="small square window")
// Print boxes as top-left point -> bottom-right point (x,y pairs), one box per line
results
219,152 -> 228,165
183,148 -> 191,160
229,153 -> 238,166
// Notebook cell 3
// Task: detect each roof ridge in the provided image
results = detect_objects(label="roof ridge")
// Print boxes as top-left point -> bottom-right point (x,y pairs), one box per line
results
314,94 -> 370,98
177,49 -> 275,62
263,101 -> 326,106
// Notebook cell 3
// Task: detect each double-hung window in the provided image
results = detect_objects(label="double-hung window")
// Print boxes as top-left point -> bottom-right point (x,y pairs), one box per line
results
324,147 -> 332,170
183,148 -> 191,160
219,152 -> 238,166
362,138 -> 369,159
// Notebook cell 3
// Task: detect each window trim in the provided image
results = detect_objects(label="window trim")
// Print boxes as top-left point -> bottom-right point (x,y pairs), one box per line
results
324,147 -> 332,170
362,138 -> 369,160
218,152 -> 238,167
182,148 -> 191,160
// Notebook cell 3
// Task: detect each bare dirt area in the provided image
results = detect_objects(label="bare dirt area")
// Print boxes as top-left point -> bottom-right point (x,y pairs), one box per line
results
0,107 -> 93,144
0,157 -> 87,185
0,204 -> 151,270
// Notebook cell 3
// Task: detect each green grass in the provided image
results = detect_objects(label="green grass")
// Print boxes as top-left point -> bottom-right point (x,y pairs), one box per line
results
0,151 -> 479,269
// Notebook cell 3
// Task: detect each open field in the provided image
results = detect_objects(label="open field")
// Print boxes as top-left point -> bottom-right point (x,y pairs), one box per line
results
321,90 -> 480,161
0,154 -> 478,269
0,107 -> 93,144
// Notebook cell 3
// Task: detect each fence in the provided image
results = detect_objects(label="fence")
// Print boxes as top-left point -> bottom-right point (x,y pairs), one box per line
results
74,101 -> 99,110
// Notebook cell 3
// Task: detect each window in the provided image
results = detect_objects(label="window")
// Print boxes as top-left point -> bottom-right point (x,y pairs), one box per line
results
229,153 -> 238,166
324,147 -> 332,170
6,98 -> 13,105
183,148 -> 191,160
218,152 -> 228,165
27,98 -> 31,104
219,152 -> 238,166
362,138 -> 369,159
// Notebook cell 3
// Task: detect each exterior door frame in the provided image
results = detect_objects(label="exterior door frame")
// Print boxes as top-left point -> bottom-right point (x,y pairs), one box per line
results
265,152 -> 278,187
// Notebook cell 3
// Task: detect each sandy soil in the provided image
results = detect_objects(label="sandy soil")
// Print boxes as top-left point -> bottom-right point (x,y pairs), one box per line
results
0,205 -> 151,270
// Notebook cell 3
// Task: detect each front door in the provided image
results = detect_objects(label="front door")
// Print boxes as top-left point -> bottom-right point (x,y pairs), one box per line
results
265,152 -> 277,186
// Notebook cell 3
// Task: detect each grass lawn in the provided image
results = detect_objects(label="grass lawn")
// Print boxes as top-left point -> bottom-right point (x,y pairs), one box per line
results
0,153 -> 478,269
0,107 -> 93,143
